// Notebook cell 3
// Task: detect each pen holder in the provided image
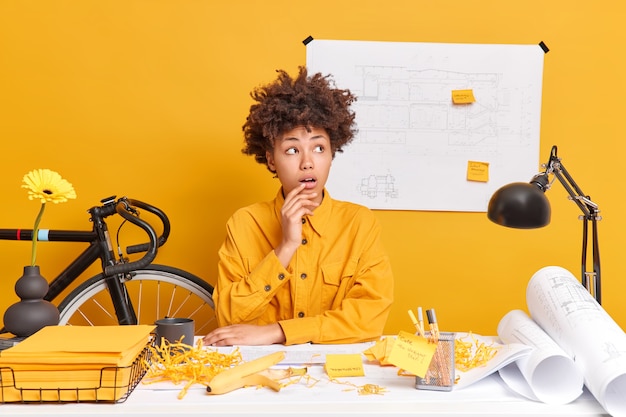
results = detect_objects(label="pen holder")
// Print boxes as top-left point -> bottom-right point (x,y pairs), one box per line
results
415,332 -> 455,392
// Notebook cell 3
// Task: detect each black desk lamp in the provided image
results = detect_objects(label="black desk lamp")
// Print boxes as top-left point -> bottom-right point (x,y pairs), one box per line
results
487,145 -> 602,303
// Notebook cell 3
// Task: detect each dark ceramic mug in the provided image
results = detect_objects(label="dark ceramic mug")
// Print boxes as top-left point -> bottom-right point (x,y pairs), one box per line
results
154,317 -> 194,347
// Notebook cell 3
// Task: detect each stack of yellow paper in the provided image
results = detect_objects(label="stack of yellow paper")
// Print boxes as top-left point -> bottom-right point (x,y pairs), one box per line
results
0,325 -> 154,402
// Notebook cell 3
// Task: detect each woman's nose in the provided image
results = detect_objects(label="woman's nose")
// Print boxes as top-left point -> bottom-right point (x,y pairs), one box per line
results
301,154 -> 313,169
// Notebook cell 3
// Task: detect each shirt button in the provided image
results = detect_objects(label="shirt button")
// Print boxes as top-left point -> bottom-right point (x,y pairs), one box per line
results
298,312 -> 305,318
301,218 -> 306,224
300,273 -> 307,280
278,273 -> 285,280
302,239 -> 308,245
264,285 -> 271,292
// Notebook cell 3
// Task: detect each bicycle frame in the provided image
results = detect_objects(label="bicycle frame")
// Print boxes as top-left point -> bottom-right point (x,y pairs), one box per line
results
0,196 -> 168,328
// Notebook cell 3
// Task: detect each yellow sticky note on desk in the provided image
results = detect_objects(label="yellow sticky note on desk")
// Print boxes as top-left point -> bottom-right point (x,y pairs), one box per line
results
325,354 -> 365,378
387,331 -> 437,378
452,89 -> 475,104
362,337 -> 395,365
467,160 -> 489,182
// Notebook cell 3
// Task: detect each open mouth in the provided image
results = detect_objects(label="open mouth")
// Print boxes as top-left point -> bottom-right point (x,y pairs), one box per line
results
300,178 -> 317,188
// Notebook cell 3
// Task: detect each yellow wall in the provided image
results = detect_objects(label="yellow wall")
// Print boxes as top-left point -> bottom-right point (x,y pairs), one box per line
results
1,1 -> 625,336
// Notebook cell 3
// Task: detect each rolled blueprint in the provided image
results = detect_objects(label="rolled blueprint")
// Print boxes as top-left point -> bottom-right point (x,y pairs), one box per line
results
497,309 -> 584,404
526,266 -> 626,417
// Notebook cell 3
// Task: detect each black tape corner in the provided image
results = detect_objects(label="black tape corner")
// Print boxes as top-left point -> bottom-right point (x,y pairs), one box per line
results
539,41 -> 549,53
302,35 -> 314,46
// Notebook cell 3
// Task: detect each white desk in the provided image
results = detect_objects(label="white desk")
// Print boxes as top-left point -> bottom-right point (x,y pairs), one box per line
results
0,343 -> 611,417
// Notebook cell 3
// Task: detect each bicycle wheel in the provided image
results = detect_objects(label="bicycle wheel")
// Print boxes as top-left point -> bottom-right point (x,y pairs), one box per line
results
57,264 -> 217,335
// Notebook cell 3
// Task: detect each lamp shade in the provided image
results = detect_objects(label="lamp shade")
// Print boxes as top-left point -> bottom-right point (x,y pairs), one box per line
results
487,182 -> 551,229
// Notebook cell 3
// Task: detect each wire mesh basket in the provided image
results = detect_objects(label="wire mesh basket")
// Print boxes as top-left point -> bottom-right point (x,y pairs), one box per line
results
0,336 -> 155,404
415,331 -> 455,392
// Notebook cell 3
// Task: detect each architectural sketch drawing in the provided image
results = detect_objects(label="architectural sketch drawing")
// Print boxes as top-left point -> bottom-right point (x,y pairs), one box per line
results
359,173 -> 398,201
307,40 -> 545,211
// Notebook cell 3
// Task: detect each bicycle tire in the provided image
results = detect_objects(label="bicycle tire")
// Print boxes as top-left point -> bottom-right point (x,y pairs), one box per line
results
57,264 -> 217,335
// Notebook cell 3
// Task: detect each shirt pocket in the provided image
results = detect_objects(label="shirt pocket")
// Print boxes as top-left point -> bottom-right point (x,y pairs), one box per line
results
320,260 -> 358,309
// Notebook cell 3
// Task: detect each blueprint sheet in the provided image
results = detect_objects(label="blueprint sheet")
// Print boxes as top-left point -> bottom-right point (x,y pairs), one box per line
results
306,40 -> 545,212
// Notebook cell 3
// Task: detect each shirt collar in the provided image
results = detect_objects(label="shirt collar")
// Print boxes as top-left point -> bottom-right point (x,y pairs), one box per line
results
274,188 -> 332,236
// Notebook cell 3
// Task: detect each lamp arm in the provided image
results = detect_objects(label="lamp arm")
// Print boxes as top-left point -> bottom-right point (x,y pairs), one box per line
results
591,217 -> 601,303
546,150 -> 601,303
548,157 -> 600,221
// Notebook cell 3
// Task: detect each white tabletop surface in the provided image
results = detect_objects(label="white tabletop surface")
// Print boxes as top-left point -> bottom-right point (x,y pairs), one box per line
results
0,341 -> 612,417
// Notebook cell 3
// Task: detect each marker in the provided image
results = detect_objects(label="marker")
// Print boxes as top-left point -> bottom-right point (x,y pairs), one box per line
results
408,309 -> 418,326
426,308 -> 440,342
417,307 -> 425,338
408,309 -> 425,337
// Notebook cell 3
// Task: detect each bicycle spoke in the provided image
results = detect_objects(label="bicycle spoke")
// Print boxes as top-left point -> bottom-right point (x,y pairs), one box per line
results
76,309 -> 94,326
195,315 -> 216,334
168,291 -> 192,318
91,298 -> 117,321
155,280 -> 160,321
166,284 -> 177,318
136,279 -> 143,323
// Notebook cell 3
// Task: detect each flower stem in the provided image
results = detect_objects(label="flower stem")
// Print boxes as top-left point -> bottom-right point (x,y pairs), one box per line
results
31,203 -> 46,266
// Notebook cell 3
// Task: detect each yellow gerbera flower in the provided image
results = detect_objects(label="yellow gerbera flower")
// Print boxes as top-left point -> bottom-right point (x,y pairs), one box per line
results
22,169 -> 77,266
22,169 -> 77,203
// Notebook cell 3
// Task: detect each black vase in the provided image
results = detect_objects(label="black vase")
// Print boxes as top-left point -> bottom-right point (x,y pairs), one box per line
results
3,265 -> 60,337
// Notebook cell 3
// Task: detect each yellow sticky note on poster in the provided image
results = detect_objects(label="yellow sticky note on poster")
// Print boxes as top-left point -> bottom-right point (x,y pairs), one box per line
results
467,161 -> 489,182
387,331 -> 437,378
452,89 -> 475,104
325,354 -> 365,378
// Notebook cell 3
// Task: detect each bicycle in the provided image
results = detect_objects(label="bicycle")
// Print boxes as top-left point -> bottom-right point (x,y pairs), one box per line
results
0,195 -> 216,336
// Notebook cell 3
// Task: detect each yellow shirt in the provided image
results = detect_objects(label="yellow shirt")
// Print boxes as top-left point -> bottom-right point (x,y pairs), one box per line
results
213,189 -> 394,345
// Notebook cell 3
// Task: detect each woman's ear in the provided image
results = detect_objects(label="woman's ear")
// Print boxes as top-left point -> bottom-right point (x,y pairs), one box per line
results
266,150 -> 275,172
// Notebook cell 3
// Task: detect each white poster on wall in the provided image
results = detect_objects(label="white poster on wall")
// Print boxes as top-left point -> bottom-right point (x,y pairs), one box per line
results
306,39 -> 545,212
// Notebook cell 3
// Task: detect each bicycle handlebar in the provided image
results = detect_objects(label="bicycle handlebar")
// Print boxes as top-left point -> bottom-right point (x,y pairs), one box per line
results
124,199 -> 171,254
103,197 -> 171,276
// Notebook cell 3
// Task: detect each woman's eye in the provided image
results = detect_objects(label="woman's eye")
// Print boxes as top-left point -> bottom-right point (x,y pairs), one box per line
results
285,148 -> 298,155
314,145 -> 324,153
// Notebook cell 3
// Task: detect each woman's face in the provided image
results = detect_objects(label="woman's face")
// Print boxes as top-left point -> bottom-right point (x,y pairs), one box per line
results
266,126 -> 332,205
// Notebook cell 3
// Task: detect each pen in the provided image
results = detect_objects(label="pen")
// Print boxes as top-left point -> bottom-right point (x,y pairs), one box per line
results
426,308 -> 440,343
407,309 -> 424,337
408,308 -> 425,337
408,308 -> 418,327
417,307 -> 425,338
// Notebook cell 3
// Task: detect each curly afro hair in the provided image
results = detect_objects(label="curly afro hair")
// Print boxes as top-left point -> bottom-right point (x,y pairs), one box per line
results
242,66 -> 357,171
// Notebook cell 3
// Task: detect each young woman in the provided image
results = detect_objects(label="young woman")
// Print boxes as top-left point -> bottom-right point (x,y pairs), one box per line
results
203,67 -> 394,346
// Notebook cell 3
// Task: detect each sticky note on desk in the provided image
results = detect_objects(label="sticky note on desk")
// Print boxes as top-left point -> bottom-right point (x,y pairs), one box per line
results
452,89 -> 475,104
467,160 -> 489,182
362,337 -> 395,365
325,354 -> 365,378
387,331 -> 437,378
